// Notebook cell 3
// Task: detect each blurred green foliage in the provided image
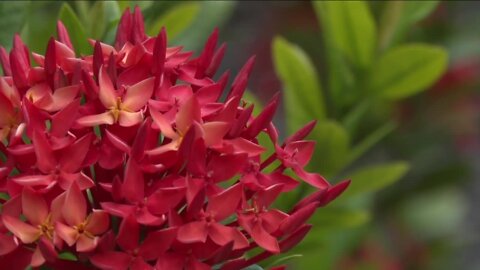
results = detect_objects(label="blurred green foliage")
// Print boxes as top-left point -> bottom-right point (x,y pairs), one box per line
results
269,1 -> 447,269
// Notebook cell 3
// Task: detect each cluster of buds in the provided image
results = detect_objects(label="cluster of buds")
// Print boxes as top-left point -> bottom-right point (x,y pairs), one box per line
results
0,7 -> 349,270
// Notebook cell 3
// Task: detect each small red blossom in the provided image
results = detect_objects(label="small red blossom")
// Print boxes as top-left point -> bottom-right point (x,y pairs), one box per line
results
0,7 -> 350,269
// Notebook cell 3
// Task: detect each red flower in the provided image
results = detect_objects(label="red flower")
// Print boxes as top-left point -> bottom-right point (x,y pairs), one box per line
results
0,6 -> 350,269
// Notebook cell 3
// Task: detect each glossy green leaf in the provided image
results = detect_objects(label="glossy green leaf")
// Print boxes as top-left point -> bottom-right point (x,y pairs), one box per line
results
313,1 -> 376,68
379,1 -> 439,49
147,3 -> 200,39
310,121 -> 350,177
173,1 -> 236,50
342,162 -> 410,198
58,3 -> 90,55
273,36 -> 326,133
370,44 -> 447,99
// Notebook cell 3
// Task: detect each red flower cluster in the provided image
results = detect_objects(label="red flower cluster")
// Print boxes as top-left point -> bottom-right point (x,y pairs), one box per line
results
0,7 -> 349,270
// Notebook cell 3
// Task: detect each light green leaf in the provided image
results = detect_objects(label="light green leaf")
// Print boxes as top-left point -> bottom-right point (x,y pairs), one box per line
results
342,162 -> 410,198
313,1 -> 376,68
88,1 -> 107,40
58,3 -> 91,55
173,1 -> 236,50
310,121 -> 350,177
370,44 -> 447,99
147,3 -> 200,39
272,36 -> 326,133
379,1 -> 439,49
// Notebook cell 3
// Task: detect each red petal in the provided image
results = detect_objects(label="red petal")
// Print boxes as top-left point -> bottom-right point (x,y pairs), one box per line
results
117,214 -> 139,251
139,227 -> 177,260
319,179 -> 350,206
118,110 -> 143,127
177,221 -> 208,244
45,85 -> 79,112
32,131 -> 56,173
56,21 -> 73,50
101,202 -> 134,218
91,251 -> 130,270
85,210 -> 110,235
77,234 -> 98,252
12,174 -> 54,187
123,77 -> 154,111
292,167 -> 330,189
55,222 -> 78,246
208,153 -> 248,183
209,223 -> 248,250
243,93 -> 279,138
77,111 -> 115,127
226,56 -> 255,100
195,28 -> 218,78
2,215 -> 39,243
59,133 -> 92,173
62,182 -> 87,225
0,234 -> 17,256
98,66 -> 117,108
147,187 -> 185,215
251,221 -> 279,254
202,121 -> 229,147
149,106 -> 177,139
50,99 -> 80,137
176,96 -> 201,135
278,202 -> 318,236
279,224 -> 311,253
207,184 -> 242,221
22,187 -> 48,225
122,158 -> 144,202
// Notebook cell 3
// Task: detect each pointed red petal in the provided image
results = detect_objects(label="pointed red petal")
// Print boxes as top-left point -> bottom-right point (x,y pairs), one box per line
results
118,110 -> 143,127
177,221 -> 208,244
91,251 -> 131,270
2,215 -> 39,244
117,214 -> 139,251
56,21 -> 74,50
139,227 -> 177,260
251,221 -> 279,254
50,99 -> 80,137
59,133 -> 92,173
122,158 -> 144,202
32,130 -> 56,173
77,111 -> 115,127
123,77 -> 154,111
85,210 -> 110,235
62,182 -> 87,225
98,66 -> 117,108
22,187 -> 48,225
207,183 -> 242,221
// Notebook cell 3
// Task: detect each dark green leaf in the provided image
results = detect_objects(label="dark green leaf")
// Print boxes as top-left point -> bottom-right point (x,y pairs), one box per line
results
173,1 -> 236,50
370,44 -> 447,99
309,121 -> 350,177
342,162 -> 410,198
59,252 -> 77,261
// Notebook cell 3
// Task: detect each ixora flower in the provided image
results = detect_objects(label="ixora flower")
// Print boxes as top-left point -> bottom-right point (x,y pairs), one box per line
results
0,7 -> 350,270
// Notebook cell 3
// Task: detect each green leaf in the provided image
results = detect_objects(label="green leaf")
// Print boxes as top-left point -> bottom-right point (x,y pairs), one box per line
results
309,121 -> 350,177
313,1 -> 376,68
147,3 -> 200,39
379,1 -> 439,49
0,2 -> 27,50
342,162 -> 410,198
312,207 -> 370,229
370,44 -> 447,99
0,192 -> 10,201
242,91 -> 263,116
243,265 -> 263,270
59,252 -> 77,261
58,3 -> 90,55
173,1 -> 236,51
347,121 -> 396,163
272,36 -> 326,133
266,254 -> 303,268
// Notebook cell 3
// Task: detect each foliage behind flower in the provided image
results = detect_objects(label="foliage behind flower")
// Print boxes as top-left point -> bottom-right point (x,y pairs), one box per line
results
0,7 -> 349,270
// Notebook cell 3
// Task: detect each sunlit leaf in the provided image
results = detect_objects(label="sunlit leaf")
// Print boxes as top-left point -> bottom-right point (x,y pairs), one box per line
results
313,1 -> 376,68
58,3 -> 90,55
273,36 -> 326,133
370,44 -> 447,99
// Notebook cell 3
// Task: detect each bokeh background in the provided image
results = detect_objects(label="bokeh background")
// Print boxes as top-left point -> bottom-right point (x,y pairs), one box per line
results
1,1 -> 479,269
